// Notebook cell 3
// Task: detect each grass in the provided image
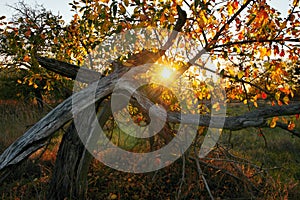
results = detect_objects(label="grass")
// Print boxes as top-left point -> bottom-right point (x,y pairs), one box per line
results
0,100 -> 300,199
0,101 -> 50,152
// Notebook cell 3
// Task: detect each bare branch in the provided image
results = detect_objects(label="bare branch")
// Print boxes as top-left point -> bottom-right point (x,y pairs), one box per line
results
193,148 -> 214,200
213,38 -> 300,50
37,57 -> 103,84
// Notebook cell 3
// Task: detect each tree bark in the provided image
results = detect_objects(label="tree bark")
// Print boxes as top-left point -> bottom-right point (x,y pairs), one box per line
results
47,100 -> 111,199
47,121 -> 86,200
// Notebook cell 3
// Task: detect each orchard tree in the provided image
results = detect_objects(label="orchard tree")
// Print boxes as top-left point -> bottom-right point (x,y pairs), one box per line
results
0,0 -> 300,199
0,2 -> 73,107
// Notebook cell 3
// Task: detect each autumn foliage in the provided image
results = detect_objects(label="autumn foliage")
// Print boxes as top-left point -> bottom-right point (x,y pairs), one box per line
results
0,0 -> 300,199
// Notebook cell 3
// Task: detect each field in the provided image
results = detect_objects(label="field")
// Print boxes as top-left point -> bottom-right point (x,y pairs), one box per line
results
0,101 -> 299,199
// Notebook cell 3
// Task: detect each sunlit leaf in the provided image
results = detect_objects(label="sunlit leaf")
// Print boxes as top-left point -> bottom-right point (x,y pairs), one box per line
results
237,71 -> 244,79
270,117 -> 278,128
283,96 -> 289,104
23,55 -> 31,62
288,122 -> 295,130
261,92 -> 267,100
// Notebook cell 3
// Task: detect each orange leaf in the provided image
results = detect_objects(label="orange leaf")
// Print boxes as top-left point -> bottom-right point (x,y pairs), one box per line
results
233,1 -> 239,9
288,122 -> 295,130
23,55 -> 30,62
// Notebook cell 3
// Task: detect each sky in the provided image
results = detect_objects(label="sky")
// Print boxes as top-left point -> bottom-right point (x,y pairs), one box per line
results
0,0 -> 73,22
0,0 -> 292,24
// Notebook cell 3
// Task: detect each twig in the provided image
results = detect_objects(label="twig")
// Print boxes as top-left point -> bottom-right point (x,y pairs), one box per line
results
213,38 -> 300,50
193,148 -> 214,200
217,146 -> 259,195
190,156 -> 250,185
176,154 -> 186,200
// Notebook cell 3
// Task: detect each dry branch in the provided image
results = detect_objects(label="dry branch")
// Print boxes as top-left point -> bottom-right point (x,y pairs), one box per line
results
1,57 -> 299,172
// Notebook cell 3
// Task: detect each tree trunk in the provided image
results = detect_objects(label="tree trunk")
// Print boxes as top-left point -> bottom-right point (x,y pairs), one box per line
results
47,121 -> 88,200
47,101 -> 111,199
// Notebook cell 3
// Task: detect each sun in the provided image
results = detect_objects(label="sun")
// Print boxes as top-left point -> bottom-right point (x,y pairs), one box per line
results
160,67 -> 173,80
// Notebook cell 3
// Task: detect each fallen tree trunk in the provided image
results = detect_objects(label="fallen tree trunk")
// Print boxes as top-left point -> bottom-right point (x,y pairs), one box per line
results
1,56 -> 299,171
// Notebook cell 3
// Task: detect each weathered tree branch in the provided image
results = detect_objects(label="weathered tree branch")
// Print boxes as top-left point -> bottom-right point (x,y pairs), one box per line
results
1,57 -> 299,172
213,38 -> 300,50
36,57 -> 102,84
36,56 -> 300,133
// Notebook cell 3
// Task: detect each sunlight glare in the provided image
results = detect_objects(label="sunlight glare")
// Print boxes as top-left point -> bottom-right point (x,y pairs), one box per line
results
160,67 -> 173,80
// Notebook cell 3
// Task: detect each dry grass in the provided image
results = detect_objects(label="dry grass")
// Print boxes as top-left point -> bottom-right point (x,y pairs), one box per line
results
0,101 -> 300,199
0,101 -> 49,152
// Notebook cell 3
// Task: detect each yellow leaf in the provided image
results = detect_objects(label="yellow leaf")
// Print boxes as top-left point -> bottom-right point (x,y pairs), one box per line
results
198,10 -> 207,28
212,102 -> 220,111
234,45 -> 241,53
243,99 -> 247,104
207,93 -> 211,100
228,68 -> 235,76
28,78 -> 34,86
270,120 -> 276,128
228,4 -> 234,16
283,96 -> 289,104
253,101 -> 258,107
17,79 -> 22,84
266,48 -> 271,57
275,91 -> 280,101
33,84 -> 38,89
237,71 -> 244,79
280,21 -> 287,29
259,47 -> 267,59
270,117 -> 278,128
110,193 -> 117,200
